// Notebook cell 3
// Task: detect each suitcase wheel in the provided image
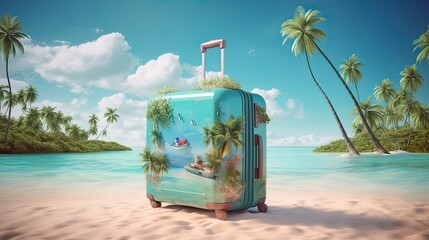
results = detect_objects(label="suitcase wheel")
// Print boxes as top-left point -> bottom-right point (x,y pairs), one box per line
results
215,209 -> 228,220
257,203 -> 268,213
150,199 -> 161,208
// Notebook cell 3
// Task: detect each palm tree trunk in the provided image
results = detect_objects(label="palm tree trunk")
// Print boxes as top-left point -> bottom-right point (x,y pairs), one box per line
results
95,123 -> 110,140
305,51 -> 359,155
3,58 -> 12,142
354,83 -> 360,102
310,38 -> 389,154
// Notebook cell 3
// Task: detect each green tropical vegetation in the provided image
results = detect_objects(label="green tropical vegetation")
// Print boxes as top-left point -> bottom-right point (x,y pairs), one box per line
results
281,6 -> 389,154
198,76 -> 241,90
255,105 -> 270,124
95,107 -> 119,140
0,13 -> 29,142
280,6 -> 359,155
339,54 -> 364,102
0,85 -> 129,153
413,24 -> 429,65
140,147 -> 169,183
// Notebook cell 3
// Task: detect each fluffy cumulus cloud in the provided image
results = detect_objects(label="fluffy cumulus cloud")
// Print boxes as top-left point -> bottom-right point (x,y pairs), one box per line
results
267,132 -> 340,147
251,88 -> 286,118
10,33 -> 138,93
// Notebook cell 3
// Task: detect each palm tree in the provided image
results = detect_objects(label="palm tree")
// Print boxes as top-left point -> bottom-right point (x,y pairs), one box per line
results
88,113 -> 99,136
413,24 -> 429,64
0,85 -> 8,114
212,115 -> 244,158
0,14 -> 29,141
15,89 -> 27,116
205,149 -> 222,175
24,85 -> 38,108
411,103 -> 429,129
281,6 -> 389,154
41,106 -> 57,132
339,54 -> 364,101
95,107 -> 119,140
2,91 -> 15,116
280,6 -> 359,155
141,147 -> 156,175
23,107 -> 42,130
140,147 -> 169,182
66,124 -> 81,140
385,107 -> 404,130
400,65 -> 424,94
351,97 -> 384,134
202,126 -> 216,151
394,89 -> 420,127
150,129 -> 164,150
374,78 -> 396,110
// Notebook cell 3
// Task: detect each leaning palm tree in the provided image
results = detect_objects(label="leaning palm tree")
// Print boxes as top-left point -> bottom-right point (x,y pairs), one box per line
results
0,14 -> 29,141
150,129 -> 164,150
413,24 -> 429,65
281,6 -> 389,154
351,97 -> 384,134
339,54 -> 364,101
24,85 -> 38,108
280,6 -> 359,155
400,65 -> 424,94
95,107 -> 119,140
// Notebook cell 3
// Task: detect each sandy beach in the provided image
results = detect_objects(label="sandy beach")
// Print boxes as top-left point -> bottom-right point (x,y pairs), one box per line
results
1,182 -> 428,240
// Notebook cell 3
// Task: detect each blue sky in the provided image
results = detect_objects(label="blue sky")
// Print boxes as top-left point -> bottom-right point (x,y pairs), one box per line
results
1,0 -> 428,147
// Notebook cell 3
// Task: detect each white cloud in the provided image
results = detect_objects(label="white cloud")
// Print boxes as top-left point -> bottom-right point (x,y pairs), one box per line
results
53,40 -> 71,45
286,98 -> 296,109
296,103 -> 304,119
13,33 -> 137,93
70,98 -> 88,108
267,132 -> 340,146
251,88 -> 286,118
0,78 -> 28,92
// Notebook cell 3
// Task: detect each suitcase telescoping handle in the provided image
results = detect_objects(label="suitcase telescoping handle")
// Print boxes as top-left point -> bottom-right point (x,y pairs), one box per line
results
200,39 -> 226,80
255,134 -> 264,179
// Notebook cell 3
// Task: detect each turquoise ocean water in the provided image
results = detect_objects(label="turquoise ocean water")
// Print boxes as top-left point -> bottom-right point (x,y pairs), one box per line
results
1,147 -> 428,201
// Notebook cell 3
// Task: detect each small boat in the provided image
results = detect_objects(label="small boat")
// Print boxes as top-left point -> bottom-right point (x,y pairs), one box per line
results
184,164 -> 217,180
170,138 -> 190,150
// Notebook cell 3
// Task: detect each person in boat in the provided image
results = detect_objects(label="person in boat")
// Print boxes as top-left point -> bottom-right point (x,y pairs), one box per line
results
174,137 -> 180,146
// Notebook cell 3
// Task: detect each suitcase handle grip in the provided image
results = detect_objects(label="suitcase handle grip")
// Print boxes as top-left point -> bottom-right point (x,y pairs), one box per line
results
255,134 -> 263,179
200,39 -> 226,80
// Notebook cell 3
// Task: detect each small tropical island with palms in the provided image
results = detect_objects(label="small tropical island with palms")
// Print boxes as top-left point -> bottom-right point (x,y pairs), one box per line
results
0,14 -> 130,153
281,7 -> 429,154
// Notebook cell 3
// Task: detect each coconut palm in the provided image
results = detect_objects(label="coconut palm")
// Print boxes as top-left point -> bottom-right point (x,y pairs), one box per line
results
411,103 -> 429,129
14,89 -> 27,115
413,24 -> 429,64
400,65 -> 424,94
24,85 -> 38,108
2,91 -> 16,116
150,129 -> 164,150
385,107 -> 404,130
140,148 -> 169,182
212,115 -> 244,158
202,126 -> 216,151
23,107 -> 42,130
374,78 -> 396,110
280,6 -> 359,155
41,106 -> 57,132
88,113 -> 99,136
339,54 -> 364,101
205,149 -> 223,175
141,147 -> 156,175
66,124 -> 81,141
0,14 -> 29,141
351,97 -> 384,134
281,6 -> 389,154
95,107 -> 119,140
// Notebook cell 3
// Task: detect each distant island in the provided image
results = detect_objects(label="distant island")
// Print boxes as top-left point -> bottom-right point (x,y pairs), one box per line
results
0,124 -> 131,154
315,128 -> 429,153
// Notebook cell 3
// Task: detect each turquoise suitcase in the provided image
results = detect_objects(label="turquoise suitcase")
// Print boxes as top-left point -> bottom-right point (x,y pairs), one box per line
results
144,40 -> 267,220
